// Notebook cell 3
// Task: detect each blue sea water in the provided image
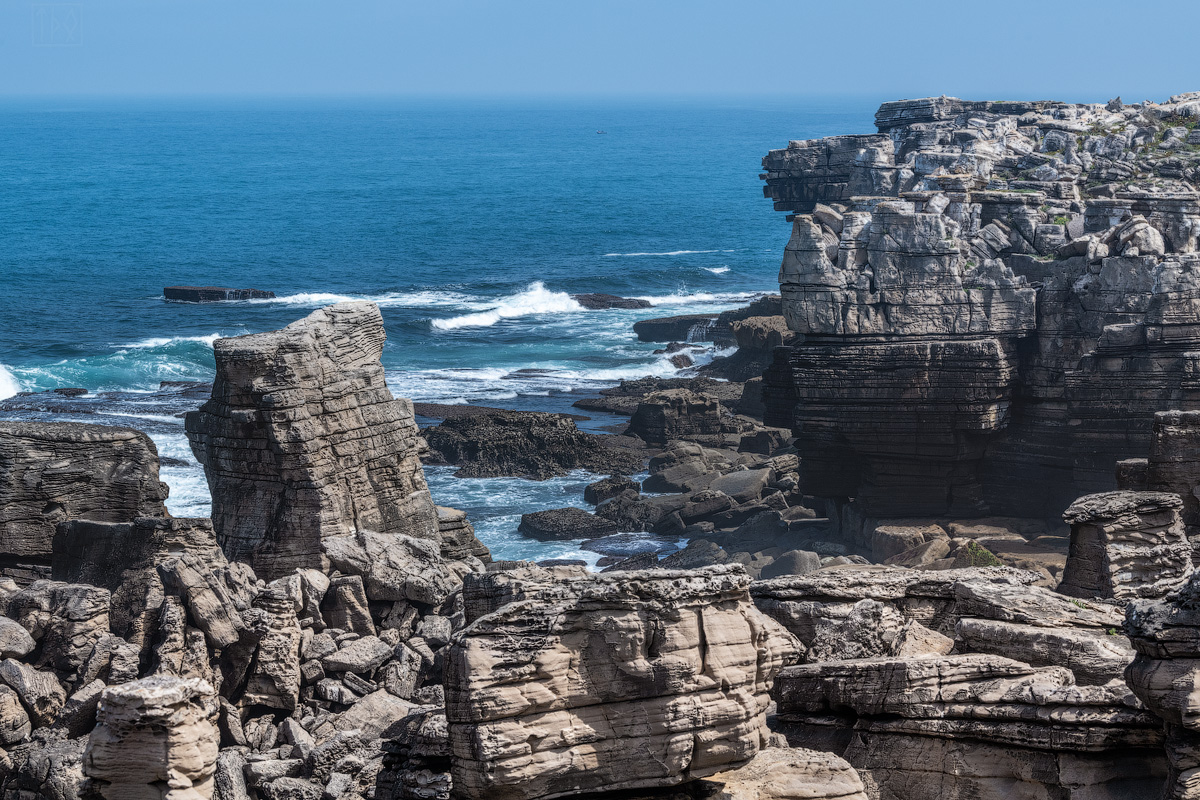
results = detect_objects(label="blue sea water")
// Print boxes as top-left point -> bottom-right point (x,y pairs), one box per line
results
0,96 -> 877,561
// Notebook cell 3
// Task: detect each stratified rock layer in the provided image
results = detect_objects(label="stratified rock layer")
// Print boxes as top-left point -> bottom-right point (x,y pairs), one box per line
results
184,302 -> 439,579
445,563 -> 798,800
761,94 -> 1200,519
1059,491 -> 1192,601
0,421 -> 168,581
83,675 -> 219,800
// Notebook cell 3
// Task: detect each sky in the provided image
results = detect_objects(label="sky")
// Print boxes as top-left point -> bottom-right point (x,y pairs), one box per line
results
2,0 -> 1198,101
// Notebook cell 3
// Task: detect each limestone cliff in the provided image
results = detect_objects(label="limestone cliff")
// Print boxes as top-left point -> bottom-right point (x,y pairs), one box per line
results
762,94 -> 1200,519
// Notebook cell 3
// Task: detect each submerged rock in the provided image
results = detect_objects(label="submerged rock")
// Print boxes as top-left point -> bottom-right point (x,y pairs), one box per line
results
421,408 -> 644,480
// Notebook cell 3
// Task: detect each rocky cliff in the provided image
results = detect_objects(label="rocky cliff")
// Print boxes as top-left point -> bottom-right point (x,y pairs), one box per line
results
0,422 -> 169,583
762,93 -> 1200,519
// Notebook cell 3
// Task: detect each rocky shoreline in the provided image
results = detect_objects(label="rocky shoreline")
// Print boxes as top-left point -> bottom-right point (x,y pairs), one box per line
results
4,92 -> 1200,799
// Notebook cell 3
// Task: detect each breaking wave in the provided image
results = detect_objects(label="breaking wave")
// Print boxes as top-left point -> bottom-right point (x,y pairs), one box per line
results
431,282 -> 583,330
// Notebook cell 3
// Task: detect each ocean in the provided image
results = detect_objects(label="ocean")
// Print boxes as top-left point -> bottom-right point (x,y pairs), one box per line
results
0,95 -> 877,563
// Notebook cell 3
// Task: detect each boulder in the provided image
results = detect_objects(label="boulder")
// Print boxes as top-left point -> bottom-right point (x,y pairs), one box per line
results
583,476 -> 640,505
0,421 -> 168,581
626,389 -> 726,447
706,747 -> 867,800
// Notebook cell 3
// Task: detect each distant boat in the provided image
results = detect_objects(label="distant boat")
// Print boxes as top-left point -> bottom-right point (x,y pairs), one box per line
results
596,130 -> 607,134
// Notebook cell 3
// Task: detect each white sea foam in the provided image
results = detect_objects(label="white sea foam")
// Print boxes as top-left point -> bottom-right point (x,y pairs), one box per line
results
704,266 -> 731,274
250,290 -> 477,308
431,282 -> 583,330
603,249 -> 739,257
0,365 -> 22,400
634,289 -> 760,306
122,333 -> 224,349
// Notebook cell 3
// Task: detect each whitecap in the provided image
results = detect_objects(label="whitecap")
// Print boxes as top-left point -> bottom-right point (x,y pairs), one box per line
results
249,290 -> 478,308
704,266 -> 731,275
122,333 -> 224,349
634,289 -> 761,306
0,364 -> 22,400
431,282 -> 583,330
603,249 -> 721,257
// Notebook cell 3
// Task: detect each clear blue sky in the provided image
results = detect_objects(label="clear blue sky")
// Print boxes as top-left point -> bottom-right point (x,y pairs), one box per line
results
3,0 -> 1197,101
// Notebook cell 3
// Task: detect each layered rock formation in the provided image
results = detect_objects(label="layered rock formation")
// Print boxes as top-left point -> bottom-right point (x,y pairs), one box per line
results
184,302 -> 440,579
82,675 -> 219,799
1126,571 -> 1200,800
445,563 -> 798,800
761,565 -> 1164,798
0,421 -> 168,582
1059,491 -> 1192,601
762,94 -> 1200,519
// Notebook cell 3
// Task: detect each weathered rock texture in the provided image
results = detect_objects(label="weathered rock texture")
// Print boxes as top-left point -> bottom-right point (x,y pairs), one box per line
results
83,675 -> 219,799
762,94 -> 1200,519
1125,570 -> 1200,800
758,564 -> 1162,796
446,563 -> 798,800
421,408 -> 643,480
1059,491 -> 1192,602
0,421 -> 168,582
184,302 -> 440,579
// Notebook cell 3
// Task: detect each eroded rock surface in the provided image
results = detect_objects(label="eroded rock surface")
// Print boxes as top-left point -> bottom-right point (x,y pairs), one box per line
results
0,421 -> 168,582
446,563 -> 798,800
185,302 -> 439,579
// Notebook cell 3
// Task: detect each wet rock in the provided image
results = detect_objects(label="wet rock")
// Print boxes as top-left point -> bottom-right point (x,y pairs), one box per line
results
164,286 -> 275,302
570,293 -> 652,310
422,408 -> 643,480
583,475 -> 640,505
517,507 -> 619,541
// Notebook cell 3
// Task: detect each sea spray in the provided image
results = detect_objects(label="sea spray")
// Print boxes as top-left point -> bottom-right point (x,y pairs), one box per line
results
0,365 -> 21,400
431,282 -> 584,330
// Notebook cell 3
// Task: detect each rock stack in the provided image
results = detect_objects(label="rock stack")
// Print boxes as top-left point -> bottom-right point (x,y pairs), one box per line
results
184,302 -> 440,579
1059,491 -> 1192,602
82,675 -> 219,799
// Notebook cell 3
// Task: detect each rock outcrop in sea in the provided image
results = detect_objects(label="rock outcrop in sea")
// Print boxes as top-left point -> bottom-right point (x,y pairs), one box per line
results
184,302 -> 441,580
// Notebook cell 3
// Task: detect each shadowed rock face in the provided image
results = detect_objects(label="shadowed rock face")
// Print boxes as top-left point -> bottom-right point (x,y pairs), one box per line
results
445,563 -> 798,800
184,302 -> 439,579
1126,572 -> 1200,800
762,94 -> 1200,519
0,421 -> 169,583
